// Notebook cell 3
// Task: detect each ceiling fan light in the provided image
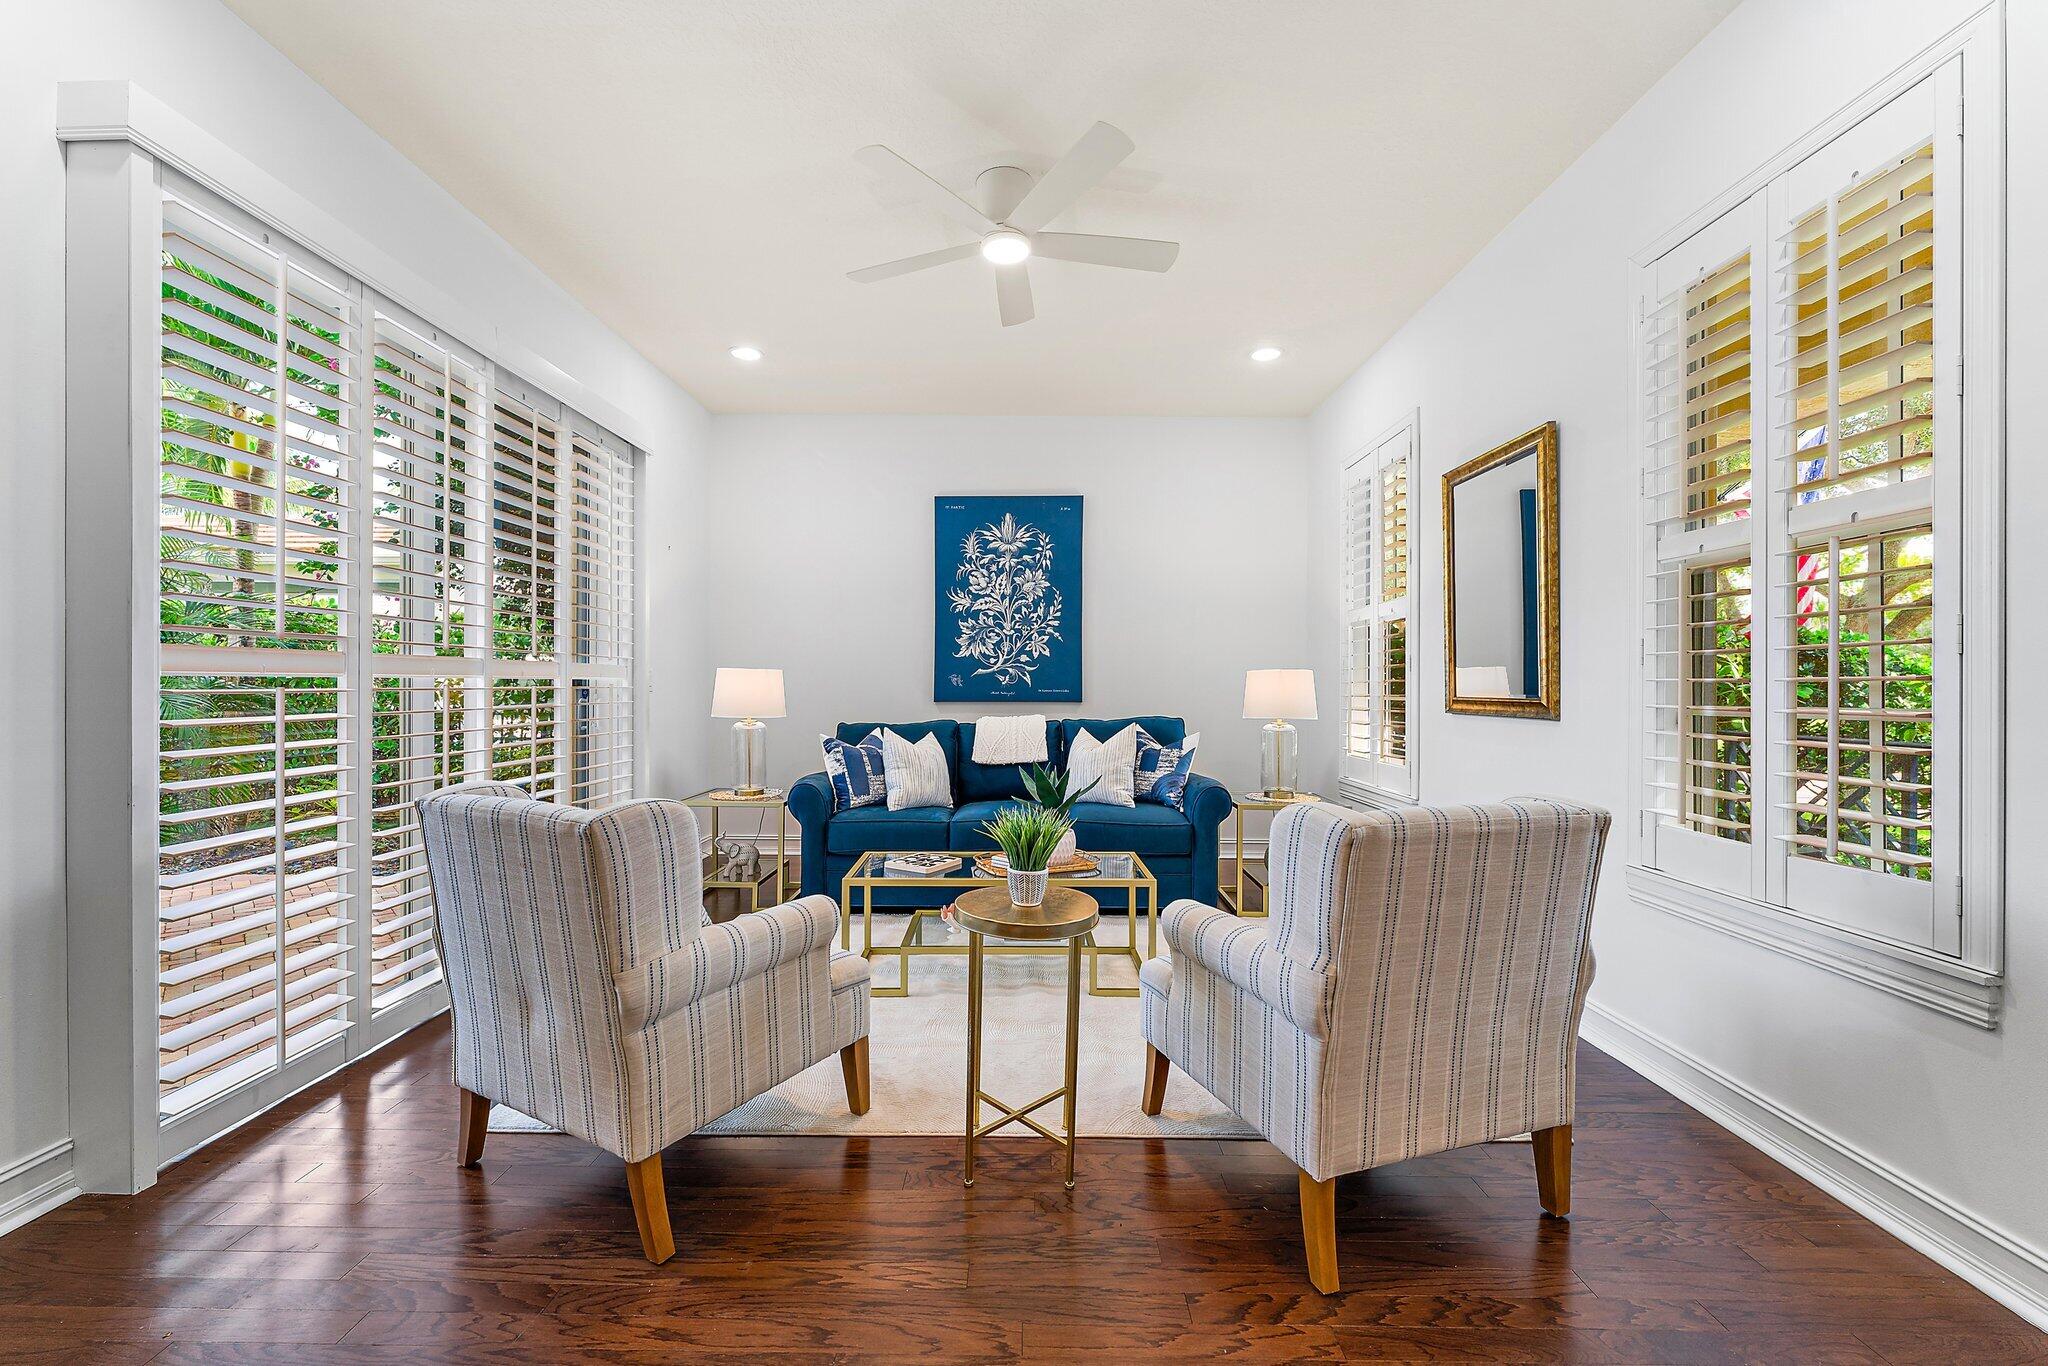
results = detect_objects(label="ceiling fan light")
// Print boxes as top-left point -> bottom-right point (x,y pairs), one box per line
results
1250,346 -> 1283,363
980,230 -> 1032,265
729,345 -> 763,362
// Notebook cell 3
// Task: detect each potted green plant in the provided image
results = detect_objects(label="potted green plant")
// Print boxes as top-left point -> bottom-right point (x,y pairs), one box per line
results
1020,763 -> 1098,865
978,804 -> 1073,908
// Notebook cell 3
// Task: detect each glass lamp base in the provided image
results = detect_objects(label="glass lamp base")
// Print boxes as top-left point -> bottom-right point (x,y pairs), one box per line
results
731,718 -> 768,796
1260,719 -> 1300,799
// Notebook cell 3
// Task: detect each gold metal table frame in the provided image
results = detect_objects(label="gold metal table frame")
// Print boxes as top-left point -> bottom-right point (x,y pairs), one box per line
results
839,850 -> 1158,998
954,887 -> 1098,1191
681,788 -> 793,912
1219,792 -> 1322,918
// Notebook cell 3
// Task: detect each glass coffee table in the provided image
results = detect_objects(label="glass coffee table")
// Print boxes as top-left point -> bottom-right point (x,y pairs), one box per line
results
839,850 -> 1159,999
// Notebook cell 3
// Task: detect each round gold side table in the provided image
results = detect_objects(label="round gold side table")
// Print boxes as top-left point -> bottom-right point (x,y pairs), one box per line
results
952,886 -> 1100,1190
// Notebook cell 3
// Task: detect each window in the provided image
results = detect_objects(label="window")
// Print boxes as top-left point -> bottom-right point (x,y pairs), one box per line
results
1341,419 -> 1415,800
1639,56 -> 1985,968
153,184 -> 640,1139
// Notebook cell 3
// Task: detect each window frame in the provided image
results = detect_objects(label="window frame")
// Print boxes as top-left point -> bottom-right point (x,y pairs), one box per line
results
58,82 -> 650,1186
1339,413 -> 1419,804
1626,14 -> 2004,1027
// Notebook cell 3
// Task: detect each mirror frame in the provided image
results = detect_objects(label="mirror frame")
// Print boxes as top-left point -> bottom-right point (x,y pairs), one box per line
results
1441,420 -> 1561,720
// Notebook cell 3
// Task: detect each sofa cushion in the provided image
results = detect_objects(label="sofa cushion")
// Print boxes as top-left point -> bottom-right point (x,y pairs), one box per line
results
825,803 -> 953,855
956,719 -> 1063,802
948,799 -> 1027,852
1072,801 -> 1196,857
1061,716 -> 1184,752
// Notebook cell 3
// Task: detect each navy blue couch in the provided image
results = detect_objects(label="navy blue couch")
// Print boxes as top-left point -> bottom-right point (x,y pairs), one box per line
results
791,717 -> 1230,911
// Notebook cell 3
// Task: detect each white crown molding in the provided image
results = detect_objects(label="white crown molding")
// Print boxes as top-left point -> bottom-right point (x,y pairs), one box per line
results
1581,1002 -> 2048,1331
1625,865 -> 2001,1028
0,1140 -> 80,1239
54,79 -> 655,452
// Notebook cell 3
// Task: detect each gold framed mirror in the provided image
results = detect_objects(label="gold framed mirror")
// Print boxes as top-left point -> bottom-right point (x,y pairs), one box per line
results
1442,421 -> 1560,719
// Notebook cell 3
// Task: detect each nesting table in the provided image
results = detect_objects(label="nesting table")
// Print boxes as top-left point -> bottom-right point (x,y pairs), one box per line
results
953,886 -> 1098,1190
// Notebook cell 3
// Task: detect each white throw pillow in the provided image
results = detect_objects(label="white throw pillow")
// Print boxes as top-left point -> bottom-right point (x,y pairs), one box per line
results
1067,724 -> 1138,807
882,729 -> 954,811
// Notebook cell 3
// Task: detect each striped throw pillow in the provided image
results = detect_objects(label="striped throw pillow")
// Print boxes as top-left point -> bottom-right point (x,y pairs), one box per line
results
882,729 -> 954,811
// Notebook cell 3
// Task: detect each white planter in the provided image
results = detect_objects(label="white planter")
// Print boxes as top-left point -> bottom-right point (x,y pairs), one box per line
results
1051,829 -> 1078,866
1007,867 -> 1049,908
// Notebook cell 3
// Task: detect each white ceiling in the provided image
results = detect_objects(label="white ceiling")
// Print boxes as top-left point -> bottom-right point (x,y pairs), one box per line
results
221,0 -> 1737,416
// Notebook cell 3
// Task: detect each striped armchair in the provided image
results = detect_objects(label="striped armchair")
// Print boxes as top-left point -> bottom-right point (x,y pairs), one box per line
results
418,783 -> 872,1263
1140,798 -> 1610,1292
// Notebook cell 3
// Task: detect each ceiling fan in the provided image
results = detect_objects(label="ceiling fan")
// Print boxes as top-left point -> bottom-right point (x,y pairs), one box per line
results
846,121 -> 1179,326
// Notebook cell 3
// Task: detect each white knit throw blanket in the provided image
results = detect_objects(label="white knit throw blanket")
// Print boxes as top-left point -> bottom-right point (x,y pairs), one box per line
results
972,714 -> 1049,764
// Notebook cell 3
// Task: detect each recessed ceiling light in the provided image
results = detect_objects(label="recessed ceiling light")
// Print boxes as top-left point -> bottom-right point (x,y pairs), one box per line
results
729,345 -> 763,362
1250,346 -> 1283,363
980,230 -> 1032,265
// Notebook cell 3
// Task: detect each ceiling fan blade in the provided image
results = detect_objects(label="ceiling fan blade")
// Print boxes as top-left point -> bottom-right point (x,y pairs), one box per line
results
1005,121 -> 1136,233
854,144 -> 993,234
846,243 -> 981,283
995,263 -> 1034,327
1030,231 -> 1179,273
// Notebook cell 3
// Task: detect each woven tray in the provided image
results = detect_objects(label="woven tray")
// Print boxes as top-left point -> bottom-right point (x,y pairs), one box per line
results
974,851 -> 1099,878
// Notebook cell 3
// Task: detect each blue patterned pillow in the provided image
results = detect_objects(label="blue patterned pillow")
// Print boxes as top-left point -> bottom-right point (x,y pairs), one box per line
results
821,730 -> 886,811
1134,728 -> 1199,811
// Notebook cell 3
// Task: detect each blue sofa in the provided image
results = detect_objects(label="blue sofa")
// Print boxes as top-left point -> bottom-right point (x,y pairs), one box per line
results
791,717 -> 1231,911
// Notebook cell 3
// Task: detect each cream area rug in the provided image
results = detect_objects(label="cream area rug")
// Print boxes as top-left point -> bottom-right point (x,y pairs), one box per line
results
491,913 -> 1257,1140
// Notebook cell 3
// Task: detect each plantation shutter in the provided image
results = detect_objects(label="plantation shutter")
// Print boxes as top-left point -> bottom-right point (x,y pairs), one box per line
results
1339,423 -> 1414,799
1341,462 -> 1376,761
1768,69 -> 1956,949
568,428 -> 638,807
1641,225 -> 1758,896
157,196 -> 360,1115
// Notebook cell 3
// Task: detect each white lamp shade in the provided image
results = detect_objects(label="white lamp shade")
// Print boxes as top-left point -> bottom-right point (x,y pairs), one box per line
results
711,667 -> 786,718
1243,668 -> 1317,720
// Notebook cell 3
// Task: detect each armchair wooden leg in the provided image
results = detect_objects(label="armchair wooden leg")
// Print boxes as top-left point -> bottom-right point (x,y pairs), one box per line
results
625,1154 -> 675,1264
1532,1124 -> 1572,1217
1297,1168 -> 1340,1294
1140,1043 -> 1169,1116
456,1087 -> 491,1169
839,1037 -> 871,1116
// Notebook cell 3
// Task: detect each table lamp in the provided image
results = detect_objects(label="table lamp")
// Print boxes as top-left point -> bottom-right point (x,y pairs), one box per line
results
711,667 -> 785,796
1243,668 -> 1317,799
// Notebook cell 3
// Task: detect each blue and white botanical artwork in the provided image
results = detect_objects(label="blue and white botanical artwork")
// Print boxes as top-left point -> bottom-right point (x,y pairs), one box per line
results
934,495 -> 1083,702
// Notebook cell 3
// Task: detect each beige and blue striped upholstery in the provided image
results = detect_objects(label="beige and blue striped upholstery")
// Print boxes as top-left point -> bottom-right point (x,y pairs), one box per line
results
419,783 -> 870,1164
1142,799 -> 1609,1181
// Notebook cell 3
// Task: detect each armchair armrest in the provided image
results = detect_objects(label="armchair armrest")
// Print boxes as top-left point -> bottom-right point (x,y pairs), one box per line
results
615,895 -> 839,1032
1162,900 -> 1330,1037
789,772 -> 834,898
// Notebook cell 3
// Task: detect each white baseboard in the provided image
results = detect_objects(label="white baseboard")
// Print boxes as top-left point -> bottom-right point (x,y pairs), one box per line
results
1580,1001 -> 2048,1332
0,1139 -> 80,1238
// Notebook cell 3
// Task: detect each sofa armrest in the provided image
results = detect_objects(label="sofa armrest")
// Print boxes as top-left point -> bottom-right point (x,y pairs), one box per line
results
616,895 -> 839,1032
789,771 -> 835,898
1162,900 -> 1329,1037
1180,773 -> 1232,905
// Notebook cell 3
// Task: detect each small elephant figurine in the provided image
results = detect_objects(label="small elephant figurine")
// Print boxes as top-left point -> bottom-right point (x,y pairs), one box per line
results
714,838 -> 761,884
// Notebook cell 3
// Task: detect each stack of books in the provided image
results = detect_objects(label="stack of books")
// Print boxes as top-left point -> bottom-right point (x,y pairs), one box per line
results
881,852 -> 962,877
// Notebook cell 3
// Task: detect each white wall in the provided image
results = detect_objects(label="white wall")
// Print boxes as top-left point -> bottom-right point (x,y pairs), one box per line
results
0,0 -> 711,1218
1308,0 -> 2046,1317
676,416 -> 1311,802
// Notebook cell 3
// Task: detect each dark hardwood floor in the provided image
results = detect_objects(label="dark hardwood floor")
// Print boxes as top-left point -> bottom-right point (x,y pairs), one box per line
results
0,863 -> 2033,1360
1,1025 -> 2036,1363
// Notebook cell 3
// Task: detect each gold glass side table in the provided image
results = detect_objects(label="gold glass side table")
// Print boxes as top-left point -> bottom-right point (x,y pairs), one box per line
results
681,788 -> 793,911
954,886 -> 1098,1191
1219,791 -> 1322,918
